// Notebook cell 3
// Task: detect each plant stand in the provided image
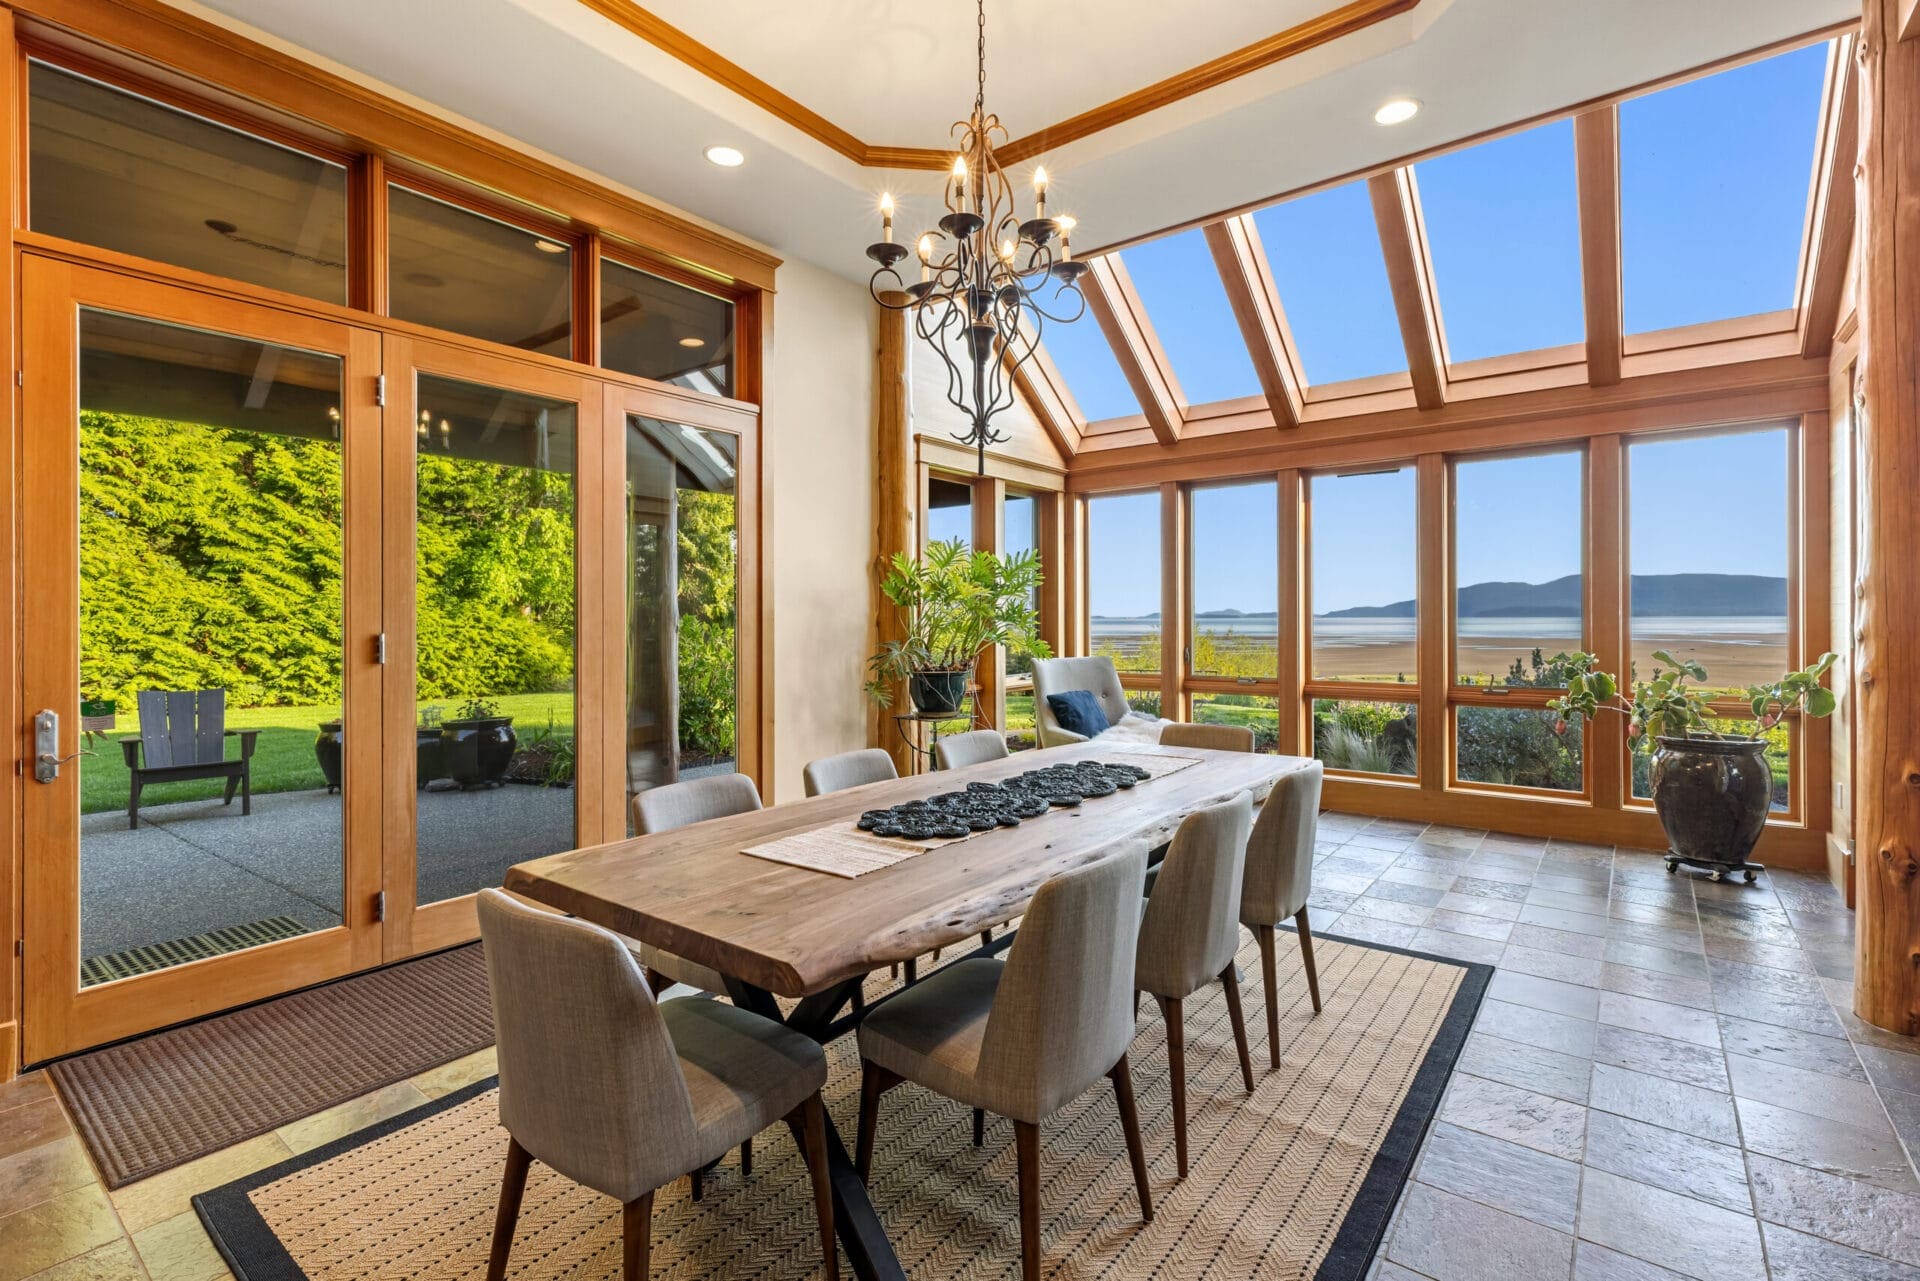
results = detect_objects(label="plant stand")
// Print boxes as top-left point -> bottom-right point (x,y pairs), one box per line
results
1664,851 -> 1762,884
891,703 -> 979,775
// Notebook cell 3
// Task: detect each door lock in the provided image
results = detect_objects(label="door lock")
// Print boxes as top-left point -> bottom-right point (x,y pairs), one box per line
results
32,710 -> 93,783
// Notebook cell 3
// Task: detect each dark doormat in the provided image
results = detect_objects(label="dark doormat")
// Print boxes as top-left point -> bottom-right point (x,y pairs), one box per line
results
49,943 -> 493,1188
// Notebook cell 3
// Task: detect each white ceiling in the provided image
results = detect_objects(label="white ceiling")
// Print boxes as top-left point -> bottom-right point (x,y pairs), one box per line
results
188,0 -> 1852,284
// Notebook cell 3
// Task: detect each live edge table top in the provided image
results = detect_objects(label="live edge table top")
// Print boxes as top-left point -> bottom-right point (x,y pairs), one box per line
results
505,742 -> 1308,999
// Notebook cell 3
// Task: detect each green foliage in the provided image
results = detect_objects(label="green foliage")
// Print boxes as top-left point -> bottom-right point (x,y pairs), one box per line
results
673,488 -> 739,760
1457,707 -> 1584,791
867,540 -> 1050,705
1321,724 -> 1397,774
678,615 -> 737,759
452,697 -> 500,723
510,713 -> 577,787
1311,700 -> 1416,775
1548,649 -> 1838,753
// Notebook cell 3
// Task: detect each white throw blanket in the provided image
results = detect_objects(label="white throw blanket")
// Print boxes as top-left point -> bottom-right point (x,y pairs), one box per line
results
1095,712 -> 1166,746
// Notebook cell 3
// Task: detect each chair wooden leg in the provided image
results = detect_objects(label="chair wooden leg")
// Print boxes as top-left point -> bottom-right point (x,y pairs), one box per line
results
486,1137 -> 532,1281
1220,964 -> 1255,1095
1014,1120 -> 1042,1281
1255,924 -> 1281,1071
1157,995 -> 1188,1178
621,1191 -> 653,1281
740,1137 -> 752,1178
644,969 -> 674,997
1108,1054 -> 1152,1223
1295,909 -> 1323,1014
794,1095 -> 840,1281
689,1167 -> 703,1201
856,1061 -> 897,1182
972,1107 -> 985,1147
904,958 -> 919,984
980,928 -> 993,947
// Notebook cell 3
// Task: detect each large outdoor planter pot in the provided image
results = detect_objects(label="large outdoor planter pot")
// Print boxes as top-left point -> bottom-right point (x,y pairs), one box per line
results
416,727 -> 445,789
315,720 -> 345,794
1650,735 -> 1771,883
909,669 -> 970,716
439,717 -> 517,789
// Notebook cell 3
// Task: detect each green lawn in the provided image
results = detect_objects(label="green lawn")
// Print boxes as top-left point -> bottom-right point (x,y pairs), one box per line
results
81,691 -> 574,815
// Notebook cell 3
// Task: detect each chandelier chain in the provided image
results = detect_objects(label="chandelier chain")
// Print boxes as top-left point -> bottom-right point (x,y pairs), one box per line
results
975,0 -> 986,121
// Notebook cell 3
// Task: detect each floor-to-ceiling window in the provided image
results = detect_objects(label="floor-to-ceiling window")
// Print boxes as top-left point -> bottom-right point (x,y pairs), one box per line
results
1188,479 -> 1281,750
1087,490 -> 1164,714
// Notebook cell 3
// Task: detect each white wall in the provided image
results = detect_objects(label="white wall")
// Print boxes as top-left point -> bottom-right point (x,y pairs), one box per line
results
765,258 -> 877,802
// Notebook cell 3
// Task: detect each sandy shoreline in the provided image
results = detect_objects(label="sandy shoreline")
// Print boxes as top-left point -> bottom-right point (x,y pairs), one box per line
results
1179,635 -> 1790,688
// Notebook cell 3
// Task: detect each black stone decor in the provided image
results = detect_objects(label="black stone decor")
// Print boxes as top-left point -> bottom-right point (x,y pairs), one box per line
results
856,760 -> 1153,841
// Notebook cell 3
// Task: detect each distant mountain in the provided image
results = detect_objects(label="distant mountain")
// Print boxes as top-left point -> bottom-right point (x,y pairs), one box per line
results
1323,572 -> 1786,619
1195,608 -> 1251,619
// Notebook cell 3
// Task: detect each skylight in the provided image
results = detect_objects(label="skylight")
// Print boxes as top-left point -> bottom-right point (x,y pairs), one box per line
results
1619,43 -> 1828,335
1415,118 -> 1584,365
1038,294 -> 1142,423
1253,181 -> 1406,387
1118,227 -> 1261,404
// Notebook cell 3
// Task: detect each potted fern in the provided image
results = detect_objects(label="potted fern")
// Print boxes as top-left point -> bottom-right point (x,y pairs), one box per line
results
866,539 -> 1050,715
1548,650 -> 1836,882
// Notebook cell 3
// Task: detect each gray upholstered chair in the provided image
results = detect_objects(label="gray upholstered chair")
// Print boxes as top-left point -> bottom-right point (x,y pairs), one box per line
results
854,842 -> 1154,1281
476,891 -> 837,1281
1242,762 -> 1325,1069
933,729 -> 1010,771
1030,656 -> 1132,748
1158,722 -> 1255,753
1135,792 -> 1255,1178
629,773 -> 763,998
803,748 -> 898,797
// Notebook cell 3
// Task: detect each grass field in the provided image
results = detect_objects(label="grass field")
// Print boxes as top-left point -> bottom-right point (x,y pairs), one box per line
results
80,691 -> 574,815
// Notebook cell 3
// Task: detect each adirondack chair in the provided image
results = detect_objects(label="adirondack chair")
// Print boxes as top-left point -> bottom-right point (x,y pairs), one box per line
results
119,690 -> 258,829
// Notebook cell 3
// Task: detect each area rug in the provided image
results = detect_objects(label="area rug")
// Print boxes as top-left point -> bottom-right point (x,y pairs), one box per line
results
195,933 -> 1486,1281
51,943 -> 493,1188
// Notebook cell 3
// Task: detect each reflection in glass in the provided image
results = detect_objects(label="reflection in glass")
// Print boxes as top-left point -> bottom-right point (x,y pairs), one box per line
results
627,419 -> 739,823
1089,492 -> 1162,674
926,477 -> 973,548
1004,490 -> 1040,681
1191,694 -> 1281,753
1191,481 -> 1277,678
31,63 -> 348,304
1310,468 -> 1416,684
1455,452 -> 1584,687
1313,700 -> 1417,777
601,260 -> 735,396
77,311 -> 345,983
1456,707 -> 1583,793
414,374 -> 576,905
390,187 -> 572,358
1119,228 -> 1261,403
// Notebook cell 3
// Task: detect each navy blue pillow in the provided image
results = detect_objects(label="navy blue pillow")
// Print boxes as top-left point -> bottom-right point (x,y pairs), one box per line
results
1046,689 -> 1111,739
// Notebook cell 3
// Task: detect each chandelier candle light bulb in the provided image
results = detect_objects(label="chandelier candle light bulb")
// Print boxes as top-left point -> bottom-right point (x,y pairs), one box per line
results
880,192 -> 894,243
1034,166 -> 1048,219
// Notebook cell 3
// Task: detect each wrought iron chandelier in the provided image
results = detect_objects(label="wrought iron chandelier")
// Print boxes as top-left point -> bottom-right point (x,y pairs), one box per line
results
866,0 -> 1089,474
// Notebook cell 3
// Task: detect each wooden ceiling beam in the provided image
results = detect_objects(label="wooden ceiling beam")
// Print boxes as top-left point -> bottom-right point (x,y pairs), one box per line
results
1801,37 -> 1860,358
1085,255 -> 1184,445
1574,107 -> 1624,386
1203,216 -> 1304,428
1367,169 -> 1448,410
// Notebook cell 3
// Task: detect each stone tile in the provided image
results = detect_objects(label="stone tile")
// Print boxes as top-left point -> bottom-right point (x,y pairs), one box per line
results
1589,1064 -> 1739,1145
1475,998 -> 1597,1058
1499,945 -> 1604,989
1879,1086 -> 1920,1168
1435,892 -> 1524,923
1487,970 -> 1601,1020
1438,1073 -> 1585,1160
1576,1168 -> 1765,1281
1726,1053 -> 1889,1130
1712,981 -> 1846,1039
1761,1220 -> 1920,1281
413,1047 -> 499,1099
1463,861 -> 1538,887
1473,848 -> 1546,873
0,1184 -> 123,1281
1414,1121 -> 1580,1232
1425,909 -> 1512,941
1348,896 -> 1434,927
10,1239 -> 147,1281
1601,937 -> 1709,980
1527,888 -> 1612,917
0,1099 -> 72,1165
1697,912 -> 1801,948
275,1080 -> 429,1155
1599,964 -> 1715,1013
1584,1110 -> 1751,1213
1454,1033 -> 1591,1105
1701,934 -> 1814,973
1309,889 -> 1360,914
1451,877 -> 1529,903
0,1136 -> 98,1214
0,1074 -> 55,1117
1370,880 -> 1449,909
1507,924 -> 1608,959
1386,1182 -> 1574,1281
1597,991 -> 1720,1049
1798,937 -> 1858,982
1857,1043 -> 1920,1097
1784,907 -> 1853,940
1746,1152 -> 1920,1266
1318,869 -> 1381,896
1379,865 -> 1458,891
111,1133 -> 292,1233
1714,1014 -> 1865,1082
1592,1025 -> 1728,1093
1518,903 -> 1611,937
131,1211 -> 230,1281
1325,855 -> 1395,879
1606,899 -> 1699,930
1328,915 -> 1420,949
1734,1096 -> 1918,1194
1606,920 -> 1703,954
1411,929 -> 1506,965
1572,1241 -> 1688,1280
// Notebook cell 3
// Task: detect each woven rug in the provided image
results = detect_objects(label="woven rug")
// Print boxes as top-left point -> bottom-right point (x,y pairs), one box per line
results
195,933 -> 1485,1281
52,944 -> 493,1188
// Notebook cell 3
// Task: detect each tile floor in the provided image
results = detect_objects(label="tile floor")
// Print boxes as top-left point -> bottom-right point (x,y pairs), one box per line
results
2,817 -> 1916,1281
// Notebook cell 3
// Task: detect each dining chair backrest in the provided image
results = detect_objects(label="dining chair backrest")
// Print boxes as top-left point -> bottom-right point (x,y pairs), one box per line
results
477,889 -> 698,1203
978,839 -> 1149,1121
1157,722 -> 1256,753
1030,657 -> 1130,747
933,729 -> 1010,771
633,772 -> 763,835
1240,762 -> 1323,928
1137,793 -> 1254,997
802,748 -> 899,797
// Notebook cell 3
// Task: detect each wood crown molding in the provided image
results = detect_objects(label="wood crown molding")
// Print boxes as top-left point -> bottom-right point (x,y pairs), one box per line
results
575,0 -> 1420,170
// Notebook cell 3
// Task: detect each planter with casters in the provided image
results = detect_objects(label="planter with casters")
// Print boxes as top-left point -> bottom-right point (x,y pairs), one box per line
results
439,716 -> 517,789
315,720 -> 345,794
909,669 -> 971,717
1651,735 -> 1771,883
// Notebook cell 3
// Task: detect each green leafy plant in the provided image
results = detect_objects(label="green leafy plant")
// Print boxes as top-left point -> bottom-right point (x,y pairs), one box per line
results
1548,650 -> 1837,750
512,713 -> 577,787
865,539 -> 1051,706
453,696 -> 501,722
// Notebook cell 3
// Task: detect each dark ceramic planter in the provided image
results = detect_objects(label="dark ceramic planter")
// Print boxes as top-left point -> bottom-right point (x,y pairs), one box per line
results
416,727 -> 445,789
315,720 -> 345,794
1650,735 -> 1770,883
439,717 -> 517,789
909,669 -> 970,716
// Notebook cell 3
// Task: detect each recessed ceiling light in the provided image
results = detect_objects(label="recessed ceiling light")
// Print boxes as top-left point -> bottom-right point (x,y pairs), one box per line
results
678,336 -> 708,349
1374,97 -> 1421,126
704,145 -> 745,168
532,238 -> 567,254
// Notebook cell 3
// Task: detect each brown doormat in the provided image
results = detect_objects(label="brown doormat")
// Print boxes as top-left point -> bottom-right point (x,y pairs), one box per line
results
50,944 -> 493,1189
195,934 -> 1487,1281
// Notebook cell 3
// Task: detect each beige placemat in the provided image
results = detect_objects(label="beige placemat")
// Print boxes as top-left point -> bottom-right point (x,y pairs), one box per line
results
742,751 -> 1208,878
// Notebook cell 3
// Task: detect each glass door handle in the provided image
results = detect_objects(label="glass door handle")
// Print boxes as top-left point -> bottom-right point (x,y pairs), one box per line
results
32,709 -> 93,783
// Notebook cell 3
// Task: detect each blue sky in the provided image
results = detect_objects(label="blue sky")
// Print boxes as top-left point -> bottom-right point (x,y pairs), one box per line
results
1075,44 -> 1821,619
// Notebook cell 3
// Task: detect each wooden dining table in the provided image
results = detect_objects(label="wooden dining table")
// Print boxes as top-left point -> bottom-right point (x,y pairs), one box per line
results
506,740 -> 1309,1281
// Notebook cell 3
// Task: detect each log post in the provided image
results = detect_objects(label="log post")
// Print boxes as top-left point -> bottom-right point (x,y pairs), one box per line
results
871,295 -> 915,773
1852,0 -> 1920,1036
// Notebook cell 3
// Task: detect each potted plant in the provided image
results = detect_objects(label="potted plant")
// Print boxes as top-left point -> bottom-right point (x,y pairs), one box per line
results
1548,649 -> 1837,882
439,696 -> 518,789
866,539 -> 1050,715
